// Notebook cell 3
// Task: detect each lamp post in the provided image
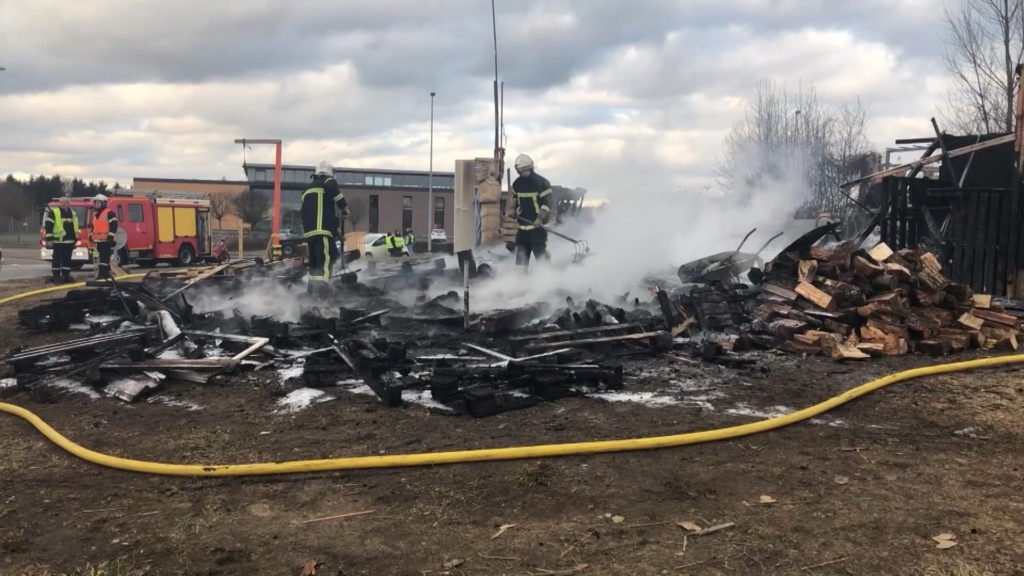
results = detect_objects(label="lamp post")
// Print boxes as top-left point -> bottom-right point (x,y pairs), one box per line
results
427,91 -> 436,253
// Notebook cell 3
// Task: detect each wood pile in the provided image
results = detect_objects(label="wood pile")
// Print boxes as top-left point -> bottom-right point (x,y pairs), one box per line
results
751,241 -> 1024,360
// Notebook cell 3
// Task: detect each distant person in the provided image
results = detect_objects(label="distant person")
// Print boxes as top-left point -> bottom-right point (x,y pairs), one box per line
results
43,194 -> 80,283
90,194 -> 118,280
301,161 -> 348,295
511,153 -> 552,272
404,228 -> 415,255
391,229 -> 406,257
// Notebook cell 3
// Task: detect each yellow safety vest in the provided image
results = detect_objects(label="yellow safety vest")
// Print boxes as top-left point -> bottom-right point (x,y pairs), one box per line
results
50,207 -> 81,243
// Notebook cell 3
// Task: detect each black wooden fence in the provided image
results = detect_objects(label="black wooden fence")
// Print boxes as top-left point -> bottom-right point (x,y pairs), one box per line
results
878,177 -> 1024,297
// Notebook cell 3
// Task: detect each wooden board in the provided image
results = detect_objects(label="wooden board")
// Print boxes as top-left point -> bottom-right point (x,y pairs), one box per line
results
795,281 -> 836,311
856,343 -> 886,357
853,255 -> 885,277
917,268 -> 950,292
884,262 -> 913,282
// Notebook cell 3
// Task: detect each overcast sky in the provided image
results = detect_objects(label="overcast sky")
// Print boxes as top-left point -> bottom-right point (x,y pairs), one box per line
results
0,0 -> 949,197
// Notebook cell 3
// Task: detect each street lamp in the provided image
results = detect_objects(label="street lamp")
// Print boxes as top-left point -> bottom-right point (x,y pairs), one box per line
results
427,91 -> 436,253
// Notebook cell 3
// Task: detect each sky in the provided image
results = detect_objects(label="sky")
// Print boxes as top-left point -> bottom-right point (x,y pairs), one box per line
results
0,0 -> 950,198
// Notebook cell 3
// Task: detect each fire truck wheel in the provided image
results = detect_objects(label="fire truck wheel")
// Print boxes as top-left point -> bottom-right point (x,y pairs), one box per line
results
176,244 -> 196,266
282,243 -> 296,257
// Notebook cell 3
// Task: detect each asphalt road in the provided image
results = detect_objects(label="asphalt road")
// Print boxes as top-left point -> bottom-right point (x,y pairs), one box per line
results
1,247 -> 59,281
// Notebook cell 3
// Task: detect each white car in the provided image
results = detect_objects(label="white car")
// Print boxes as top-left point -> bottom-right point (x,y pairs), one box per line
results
430,228 -> 448,242
362,233 -> 409,259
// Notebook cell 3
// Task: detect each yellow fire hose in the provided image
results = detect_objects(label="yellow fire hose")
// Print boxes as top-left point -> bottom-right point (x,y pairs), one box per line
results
2,354 -> 1022,477
0,274 -> 147,306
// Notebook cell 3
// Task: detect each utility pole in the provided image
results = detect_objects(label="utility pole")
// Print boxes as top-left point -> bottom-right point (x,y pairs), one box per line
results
234,138 -> 282,259
428,91 -> 436,253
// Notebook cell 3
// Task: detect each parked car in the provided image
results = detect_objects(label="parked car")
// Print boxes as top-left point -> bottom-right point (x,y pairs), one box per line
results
362,233 -> 409,259
430,228 -> 448,242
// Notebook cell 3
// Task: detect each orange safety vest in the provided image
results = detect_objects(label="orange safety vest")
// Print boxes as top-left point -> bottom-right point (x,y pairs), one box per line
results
92,208 -> 111,240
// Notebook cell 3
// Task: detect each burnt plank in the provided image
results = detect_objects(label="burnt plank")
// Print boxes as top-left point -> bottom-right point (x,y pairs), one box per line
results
973,191 -> 987,293
982,191 -> 995,294
995,190 -> 1010,297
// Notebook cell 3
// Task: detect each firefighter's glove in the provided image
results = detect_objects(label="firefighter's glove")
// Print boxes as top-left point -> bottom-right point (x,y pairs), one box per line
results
505,241 -> 515,253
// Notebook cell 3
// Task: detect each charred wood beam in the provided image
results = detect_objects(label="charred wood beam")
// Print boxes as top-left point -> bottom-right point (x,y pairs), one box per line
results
508,323 -> 641,342
6,329 -> 155,364
842,134 -> 1013,189
930,117 -> 960,185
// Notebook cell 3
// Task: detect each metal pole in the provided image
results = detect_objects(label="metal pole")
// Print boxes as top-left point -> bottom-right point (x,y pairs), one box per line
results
428,91 -> 435,253
272,141 -> 282,259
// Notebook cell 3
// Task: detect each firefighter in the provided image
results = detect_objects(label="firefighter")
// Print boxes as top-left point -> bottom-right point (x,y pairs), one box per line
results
511,153 -> 552,271
301,161 -> 348,295
90,194 -> 119,280
42,195 -> 80,283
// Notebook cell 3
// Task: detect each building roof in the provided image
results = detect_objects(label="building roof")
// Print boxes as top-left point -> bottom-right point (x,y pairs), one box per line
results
243,163 -> 455,177
132,177 -> 248,185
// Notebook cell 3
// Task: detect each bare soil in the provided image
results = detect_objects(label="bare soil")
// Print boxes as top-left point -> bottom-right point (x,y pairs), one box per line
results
1,278 -> 1023,576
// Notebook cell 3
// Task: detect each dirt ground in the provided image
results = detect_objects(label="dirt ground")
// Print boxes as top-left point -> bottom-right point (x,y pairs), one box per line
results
1,277 -> 1023,576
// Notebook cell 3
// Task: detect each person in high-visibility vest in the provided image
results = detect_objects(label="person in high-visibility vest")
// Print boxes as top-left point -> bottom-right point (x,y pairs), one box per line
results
404,228 -> 415,255
301,161 -> 349,295
42,195 -> 80,283
392,230 -> 406,257
511,153 -> 552,272
90,194 -> 119,280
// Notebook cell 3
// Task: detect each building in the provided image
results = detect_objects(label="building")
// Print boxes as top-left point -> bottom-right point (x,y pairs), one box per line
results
242,163 -> 456,237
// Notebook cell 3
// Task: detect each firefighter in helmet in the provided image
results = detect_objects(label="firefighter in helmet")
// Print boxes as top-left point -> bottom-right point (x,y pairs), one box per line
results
90,194 -> 119,279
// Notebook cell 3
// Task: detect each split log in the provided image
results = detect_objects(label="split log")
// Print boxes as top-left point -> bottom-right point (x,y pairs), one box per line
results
795,281 -> 836,311
956,313 -> 985,331
884,263 -> 913,283
945,283 -> 973,304
866,318 -> 910,340
830,342 -> 870,361
853,255 -> 885,278
809,245 -> 835,261
972,294 -> 993,309
972,308 -> 1020,327
919,252 -> 943,273
867,242 -> 894,263
781,340 -> 824,355
905,311 -> 942,339
936,328 -> 973,351
798,260 -> 819,284
916,268 -> 950,292
870,274 -> 899,293
917,307 -> 955,327
913,288 -> 946,308
916,340 -> 952,357
763,283 -> 799,301
823,319 -> 853,337
767,319 -> 809,340
856,343 -> 886,357
830,241 -> 857,269
998,333 -> 1020,351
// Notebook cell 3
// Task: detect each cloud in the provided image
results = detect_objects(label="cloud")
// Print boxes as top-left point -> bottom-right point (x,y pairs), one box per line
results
0,0 -> 950,196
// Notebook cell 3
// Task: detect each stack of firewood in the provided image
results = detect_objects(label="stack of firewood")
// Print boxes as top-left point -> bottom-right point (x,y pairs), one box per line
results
750,241 -> 1023,359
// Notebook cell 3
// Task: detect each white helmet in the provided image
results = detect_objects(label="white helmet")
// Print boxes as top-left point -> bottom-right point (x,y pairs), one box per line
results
93,194 -> 108,204
514,154 -> 534,172
315,161 -> 335,177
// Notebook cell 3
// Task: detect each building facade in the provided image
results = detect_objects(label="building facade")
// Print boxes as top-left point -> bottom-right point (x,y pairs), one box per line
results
242,163 -> 456,238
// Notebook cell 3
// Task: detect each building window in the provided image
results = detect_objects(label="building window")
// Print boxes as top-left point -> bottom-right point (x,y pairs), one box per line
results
255,169 -> 268,182
128,204 -> 144,222
402,196 -> 413,232
433,196 -> 444,229
369,194 -> 379,233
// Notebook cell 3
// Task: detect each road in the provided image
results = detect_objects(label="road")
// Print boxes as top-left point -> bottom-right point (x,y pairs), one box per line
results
0,248 -> 55,281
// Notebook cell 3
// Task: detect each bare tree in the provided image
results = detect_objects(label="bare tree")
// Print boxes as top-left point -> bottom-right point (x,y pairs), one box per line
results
942,0 -> 1024,133
717,80 -> 876,217
209,192 -> 232,229
345,196 -> 367,230
231,190 -> 271,230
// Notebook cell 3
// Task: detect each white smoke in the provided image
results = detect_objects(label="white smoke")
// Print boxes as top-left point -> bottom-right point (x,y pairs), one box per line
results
469,145 -> 818,311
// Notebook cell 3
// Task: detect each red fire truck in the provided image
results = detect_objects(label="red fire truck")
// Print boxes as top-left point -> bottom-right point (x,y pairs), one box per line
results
41,195 -> 215,267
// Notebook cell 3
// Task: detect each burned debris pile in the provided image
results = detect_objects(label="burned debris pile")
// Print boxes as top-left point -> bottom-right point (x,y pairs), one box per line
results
749,241 -> 1024,358
2,259 -> 692,418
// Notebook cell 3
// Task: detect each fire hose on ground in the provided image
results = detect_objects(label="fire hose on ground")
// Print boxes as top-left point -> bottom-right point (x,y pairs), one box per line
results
2,352 -> 1022,477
